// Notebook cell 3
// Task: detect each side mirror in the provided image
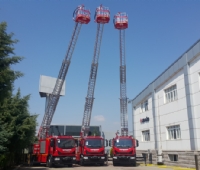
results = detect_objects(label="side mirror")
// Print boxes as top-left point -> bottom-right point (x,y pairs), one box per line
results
109,139 -> 112,147
136,140 -> 139,147
50,139 -> 54,147
105,139 -> 108,147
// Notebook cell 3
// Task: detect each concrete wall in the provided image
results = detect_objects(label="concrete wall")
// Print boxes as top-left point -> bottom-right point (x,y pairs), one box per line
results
131,40 -> 200,167
188,53 -> 200,151
155,69 -> 190,151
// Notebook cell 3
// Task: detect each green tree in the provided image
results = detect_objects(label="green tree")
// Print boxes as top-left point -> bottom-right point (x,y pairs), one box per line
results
0,22 -> 37,169
2,90 -> 37,165
0,120 -> 12,153
0,21 -> 24,163
0,21 -> 23,103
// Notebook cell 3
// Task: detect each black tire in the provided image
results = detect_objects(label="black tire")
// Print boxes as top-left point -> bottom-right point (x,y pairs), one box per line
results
30,155 -> 36,166
68,164 -> 72,167
132,160 -> 136,167
46,156 -> 53,168
100,163 -> 104,166
113,161 -> 116,166
80,157 -> 84,166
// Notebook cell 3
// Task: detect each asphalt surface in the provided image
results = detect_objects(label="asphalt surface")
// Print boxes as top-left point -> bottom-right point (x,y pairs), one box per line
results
18,162 -> 174,170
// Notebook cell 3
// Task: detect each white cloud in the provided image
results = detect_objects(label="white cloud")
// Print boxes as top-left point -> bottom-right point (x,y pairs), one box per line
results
94,115 -> 105,122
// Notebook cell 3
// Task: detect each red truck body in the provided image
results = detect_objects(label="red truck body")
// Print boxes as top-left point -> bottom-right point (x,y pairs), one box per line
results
111,135 -> 138,166
31,136 -> 76,167
76,136 -> 108,166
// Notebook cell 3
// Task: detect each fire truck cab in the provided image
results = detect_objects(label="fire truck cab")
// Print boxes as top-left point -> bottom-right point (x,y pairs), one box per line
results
78,135 -> 108,166
110,136 -> 138,166
31,136 -> 76,167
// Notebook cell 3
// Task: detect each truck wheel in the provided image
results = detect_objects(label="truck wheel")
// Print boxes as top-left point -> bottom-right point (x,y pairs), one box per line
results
113,161 -> 116,166
80,157 -> 84,166
47,156 -> 53,168
132,160 -> 136,167
68,164 -> 72,167
100,163 -> 104,166
30,155 -> 36,166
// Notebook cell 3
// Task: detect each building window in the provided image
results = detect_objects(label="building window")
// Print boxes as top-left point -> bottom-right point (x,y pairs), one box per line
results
167,125 -> 181,140
165,85 -> 177,103
168,154 -> 178,161
141,100 -> 148,112
142,130 -> 150,141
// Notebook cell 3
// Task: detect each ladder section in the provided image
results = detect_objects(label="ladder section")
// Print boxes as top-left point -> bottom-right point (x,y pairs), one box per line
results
39,23 -> 82,139
119,29 -> 128,136
81,23 -> 104,136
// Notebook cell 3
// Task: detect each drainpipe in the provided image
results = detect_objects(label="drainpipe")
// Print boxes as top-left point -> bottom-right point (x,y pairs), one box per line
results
152,85 -> 162,163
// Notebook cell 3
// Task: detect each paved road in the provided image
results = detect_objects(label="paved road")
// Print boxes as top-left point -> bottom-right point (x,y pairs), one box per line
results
18,162 -> 173,170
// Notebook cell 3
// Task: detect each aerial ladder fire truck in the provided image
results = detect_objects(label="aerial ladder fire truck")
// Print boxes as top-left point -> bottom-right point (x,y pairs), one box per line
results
76,5 -> 110,166
31,5 -> 90,168
109,12 -> 138,166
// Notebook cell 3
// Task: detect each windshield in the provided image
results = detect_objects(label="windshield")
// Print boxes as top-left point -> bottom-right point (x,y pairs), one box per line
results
57,139 -> 75,149
114,139 -> 133,148
85,139 -> 104,148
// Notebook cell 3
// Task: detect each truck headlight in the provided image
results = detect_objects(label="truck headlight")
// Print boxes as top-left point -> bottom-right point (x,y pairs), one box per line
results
101,157 -> 105,159
73,157 -> 76,160
54,157 -> 60,160
113,157 -> 117,159
83,157 -> 88,159
130,157 -> 135,159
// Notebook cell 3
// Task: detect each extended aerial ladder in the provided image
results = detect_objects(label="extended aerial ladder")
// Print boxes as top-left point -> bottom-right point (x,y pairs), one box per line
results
38,5 -> 91,139
81,5 -> 110,137
109,13 -> 138,167
76,6 -> 110,166
114,12 -> 129,136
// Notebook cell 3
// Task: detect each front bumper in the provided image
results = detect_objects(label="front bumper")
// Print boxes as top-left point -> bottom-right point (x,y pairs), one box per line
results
53,156 -> 76,165
113,155 -> 135,164
82,155 -> 107,164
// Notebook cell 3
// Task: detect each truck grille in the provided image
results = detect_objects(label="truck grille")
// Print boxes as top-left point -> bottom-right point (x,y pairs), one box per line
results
58,151 -> 75,155
86,151 -> 104,155
115,151 -> 133,155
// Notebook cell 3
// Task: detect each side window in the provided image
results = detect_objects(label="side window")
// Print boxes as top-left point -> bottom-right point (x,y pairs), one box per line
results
164,85 -> 177,103
169,154 -> 178,161
142,130 -> 150,141
167,125 -> 181,140
141,100 -> 148,112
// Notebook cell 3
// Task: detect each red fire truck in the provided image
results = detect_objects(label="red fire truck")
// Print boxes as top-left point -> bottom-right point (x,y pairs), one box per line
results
110,133 -> 138,166
110,12 -> 139,166
31,5 -> 90,168
76,4 -> 110,166
31,136 -> 76,167
76,134 -> 108,166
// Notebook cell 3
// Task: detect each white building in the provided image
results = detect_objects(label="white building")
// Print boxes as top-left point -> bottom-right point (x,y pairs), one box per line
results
129,40 -> 200,168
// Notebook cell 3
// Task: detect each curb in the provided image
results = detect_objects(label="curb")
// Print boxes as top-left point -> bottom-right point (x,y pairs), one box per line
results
139,163 -> 196,170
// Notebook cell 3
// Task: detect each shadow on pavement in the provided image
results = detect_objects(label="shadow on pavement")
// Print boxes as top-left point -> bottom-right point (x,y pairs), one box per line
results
20,162 -> 110,169
19,164 -> 47,170
20,167 -> 47,170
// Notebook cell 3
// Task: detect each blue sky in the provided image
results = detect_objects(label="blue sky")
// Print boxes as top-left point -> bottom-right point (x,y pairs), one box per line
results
1,0 -> 200,134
